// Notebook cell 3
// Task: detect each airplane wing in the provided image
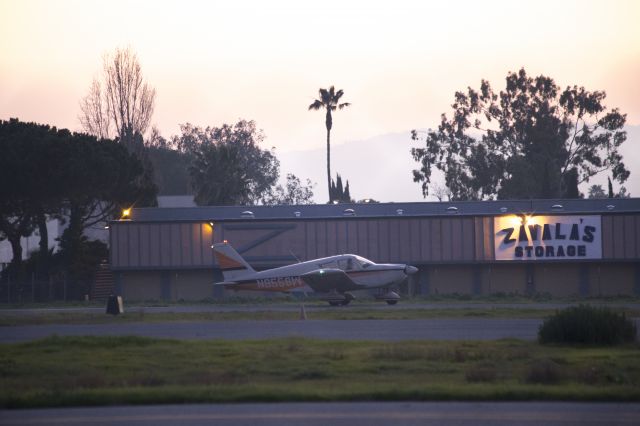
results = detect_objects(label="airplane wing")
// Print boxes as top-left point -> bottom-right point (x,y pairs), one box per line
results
300,268 -> 361,293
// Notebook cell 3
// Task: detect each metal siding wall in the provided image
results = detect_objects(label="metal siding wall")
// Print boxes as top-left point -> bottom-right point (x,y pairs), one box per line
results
288,224 -> 306,260
624,216 -> 637,259
410,219 -> 421,262
378,220 -> 389,262
462,218 -> 474,261
346,221 -> 358,254
613,216 -> 625,259
158,224 -> 170,267
368,220 -> 379,261
202,223 -> 214,264
180,224 -> 192,266
191,224 -> 202,266
358,221 -> 369,258
483,217 -> 494,261
398,219 -> 411,262
129,224 -> 140,267
316,221 -> 328,258
169,224 -> 180,266
451,219 -> 463,261
431,219 -> 442,262
602,216 -> 614,259
420,218 -> 432,261
139,224 -> 150,267
441,219 -> 453,261
117,225 -> 128,268
389,220 -> 401,262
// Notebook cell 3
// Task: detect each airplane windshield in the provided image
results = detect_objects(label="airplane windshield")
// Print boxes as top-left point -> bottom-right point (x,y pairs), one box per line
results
354,255 -> 373,268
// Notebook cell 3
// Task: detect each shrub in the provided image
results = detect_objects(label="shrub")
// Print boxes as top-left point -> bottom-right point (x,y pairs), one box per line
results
538,305 -> 637,345
525,359 -> 561,384
465,363 -> 498,383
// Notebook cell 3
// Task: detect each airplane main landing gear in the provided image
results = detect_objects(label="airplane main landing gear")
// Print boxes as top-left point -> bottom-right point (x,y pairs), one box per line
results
375,290 -> 400,305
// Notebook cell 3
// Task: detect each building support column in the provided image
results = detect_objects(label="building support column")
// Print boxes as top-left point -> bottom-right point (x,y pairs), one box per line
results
635,263 -> 640,296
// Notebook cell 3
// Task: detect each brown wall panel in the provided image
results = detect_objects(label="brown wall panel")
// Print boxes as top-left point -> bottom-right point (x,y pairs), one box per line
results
148,224 -> 160,266
441,219 -> 452,261
128,224 -> 139,267
474,218 -> 485,260
192,224 -> 202,266
368,220 -> 379,261
483,217 -> 494,261
116,225 -> 128,268
591,263 -> 635,296
431,219 -> 442,262
139,225 -> 150,267
451,219 -> 463,261
624,216 -> 637,259
535,264 -> 580,297
462,218 -> 474,261
612,216 -> 626,259
159,224 -> 171,267
314,221 -> 329,259
387,220 -> 400,262
180,224 -> 192,266
430,265 -> 473,293
485,264 -> 526,294
420,218 -> 432,261
398,219 -> 411,262
358,221 -> 369,258
202,223 -> 214,264
378,220 -> 390,262
170,224 -> 181,266
409,219 -> 421,262
601,216 -> 613,258
346,220 -> 358,254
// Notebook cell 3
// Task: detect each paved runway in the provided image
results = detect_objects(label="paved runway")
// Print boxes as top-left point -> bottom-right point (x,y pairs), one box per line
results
0,318 -> 544,343
2,301 -> 639,315
2,402 -> 639,425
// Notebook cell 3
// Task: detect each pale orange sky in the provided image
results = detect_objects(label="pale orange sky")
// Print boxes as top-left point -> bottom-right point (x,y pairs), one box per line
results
1,0 -> 639,199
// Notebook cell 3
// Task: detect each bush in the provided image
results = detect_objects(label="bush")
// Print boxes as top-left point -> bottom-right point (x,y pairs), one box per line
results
525,359 -> 562,384
538,305 -> 637,345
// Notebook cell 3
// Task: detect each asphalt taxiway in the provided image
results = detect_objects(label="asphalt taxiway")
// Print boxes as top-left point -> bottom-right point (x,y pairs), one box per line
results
2,402 -> 639,425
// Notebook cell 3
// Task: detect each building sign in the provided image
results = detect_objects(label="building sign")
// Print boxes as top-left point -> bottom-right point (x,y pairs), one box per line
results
494,215 -> 602,261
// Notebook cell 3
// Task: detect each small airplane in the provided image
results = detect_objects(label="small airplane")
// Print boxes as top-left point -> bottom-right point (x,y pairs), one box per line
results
213,242 -> 418,305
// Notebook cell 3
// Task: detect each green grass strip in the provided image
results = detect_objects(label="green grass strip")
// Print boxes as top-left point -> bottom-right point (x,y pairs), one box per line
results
1,336 -> 639,408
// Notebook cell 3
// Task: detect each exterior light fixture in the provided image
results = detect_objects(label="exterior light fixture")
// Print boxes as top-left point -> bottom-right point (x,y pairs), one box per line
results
121,208 -> 131,219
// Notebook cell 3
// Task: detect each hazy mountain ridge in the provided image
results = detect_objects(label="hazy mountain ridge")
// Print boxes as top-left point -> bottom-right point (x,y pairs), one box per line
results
278,125 -> 639,203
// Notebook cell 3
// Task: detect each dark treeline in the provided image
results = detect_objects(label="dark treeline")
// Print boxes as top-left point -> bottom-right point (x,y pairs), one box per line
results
0,118 -> 154,293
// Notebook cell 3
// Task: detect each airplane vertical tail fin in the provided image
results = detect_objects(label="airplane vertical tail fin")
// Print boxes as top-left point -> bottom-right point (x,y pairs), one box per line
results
212,242 -> 255,281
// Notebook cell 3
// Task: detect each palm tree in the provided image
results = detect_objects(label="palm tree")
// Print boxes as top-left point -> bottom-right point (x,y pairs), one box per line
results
308,86 -> 350,202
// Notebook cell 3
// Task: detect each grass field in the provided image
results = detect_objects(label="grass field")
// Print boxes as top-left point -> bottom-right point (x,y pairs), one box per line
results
1,336 -> 639,408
